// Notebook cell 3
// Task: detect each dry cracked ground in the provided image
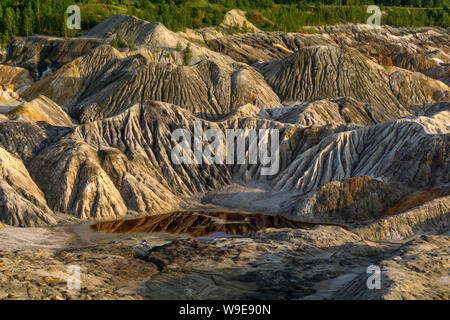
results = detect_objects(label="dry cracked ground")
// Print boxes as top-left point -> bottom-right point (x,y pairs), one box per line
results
0,10 -> 449,300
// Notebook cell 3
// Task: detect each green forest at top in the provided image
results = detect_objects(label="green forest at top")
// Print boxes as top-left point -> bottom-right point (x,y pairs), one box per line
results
0,0 -> 449,45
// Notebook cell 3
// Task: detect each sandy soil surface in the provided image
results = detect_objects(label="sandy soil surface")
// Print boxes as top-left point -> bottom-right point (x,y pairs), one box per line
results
0,222 -> 188,252
0,222 -> 191,300
201,182 -> 298,214
0,219 -> 448,300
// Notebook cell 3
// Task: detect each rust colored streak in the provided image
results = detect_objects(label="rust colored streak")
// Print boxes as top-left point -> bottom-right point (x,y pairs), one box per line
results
379,188 -> 450,219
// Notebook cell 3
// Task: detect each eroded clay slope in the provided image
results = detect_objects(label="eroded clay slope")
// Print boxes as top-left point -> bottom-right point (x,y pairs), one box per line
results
274,97 -> 397,127
83,14 -> 233,65
23,45 -> 280,122
0,64 -> 33,93
0,147 -> 55,227
5,36 -> 103,79
7,95 -> 74,127
27,102 -> 232,219
257,45 -> 448,113
272,106 -> 449,194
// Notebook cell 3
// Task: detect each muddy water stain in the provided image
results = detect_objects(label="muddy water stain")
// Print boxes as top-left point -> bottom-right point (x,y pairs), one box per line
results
90,211 -> 346,237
